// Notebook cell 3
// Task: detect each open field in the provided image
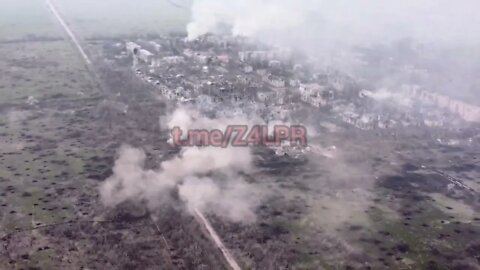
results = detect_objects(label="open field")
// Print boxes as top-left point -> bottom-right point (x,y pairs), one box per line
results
54,0 -> 191,38
0,41 -> 95,103
0,26 -> 104,268
0,0 -> 62,41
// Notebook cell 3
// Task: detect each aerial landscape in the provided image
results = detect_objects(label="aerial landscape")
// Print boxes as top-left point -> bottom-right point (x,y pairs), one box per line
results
0,0 -> 479,269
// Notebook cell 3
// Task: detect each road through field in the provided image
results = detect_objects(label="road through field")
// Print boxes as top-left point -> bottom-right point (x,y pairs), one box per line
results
44,1 -> 241,269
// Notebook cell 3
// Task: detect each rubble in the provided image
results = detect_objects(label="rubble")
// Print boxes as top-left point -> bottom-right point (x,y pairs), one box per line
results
106,34 -> 480,144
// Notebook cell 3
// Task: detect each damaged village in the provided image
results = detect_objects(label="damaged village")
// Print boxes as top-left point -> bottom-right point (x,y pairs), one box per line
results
1,0 -> 480,269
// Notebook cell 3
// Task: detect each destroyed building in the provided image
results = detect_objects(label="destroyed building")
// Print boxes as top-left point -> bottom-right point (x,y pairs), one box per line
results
118,35 -> 479,136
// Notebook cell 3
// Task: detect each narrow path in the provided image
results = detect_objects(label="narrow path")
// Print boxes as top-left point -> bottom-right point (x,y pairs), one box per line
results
43,1 -> 241,269
45,0 -> 91,65
194,208 -> 242,270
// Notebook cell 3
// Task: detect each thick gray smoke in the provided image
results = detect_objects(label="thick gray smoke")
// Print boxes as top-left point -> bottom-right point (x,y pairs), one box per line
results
100,108 -> 262,223
187,0 -> 480,102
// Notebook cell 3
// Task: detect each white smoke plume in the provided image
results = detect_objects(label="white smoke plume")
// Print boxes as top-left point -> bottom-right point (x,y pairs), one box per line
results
187,0 -> 480,47
187,0 -> 307,41
187,0 -> 480,102
100,107 -> 262,223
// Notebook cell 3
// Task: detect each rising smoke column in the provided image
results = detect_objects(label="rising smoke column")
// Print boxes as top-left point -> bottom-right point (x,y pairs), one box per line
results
100,108 -> 262,223
187,0 -> 480,102
187,0 -> 480,46
187,0 -> 309,41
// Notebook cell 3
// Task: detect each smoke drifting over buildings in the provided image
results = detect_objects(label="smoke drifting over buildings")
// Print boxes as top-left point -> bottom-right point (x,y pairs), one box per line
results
99,1 -> 480,226
187,0 -> 307,41
187,0 -> 480,103
188,0 -> 480,47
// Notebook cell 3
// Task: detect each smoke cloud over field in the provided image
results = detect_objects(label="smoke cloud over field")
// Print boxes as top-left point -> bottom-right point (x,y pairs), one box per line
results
100,108 -> 261,223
